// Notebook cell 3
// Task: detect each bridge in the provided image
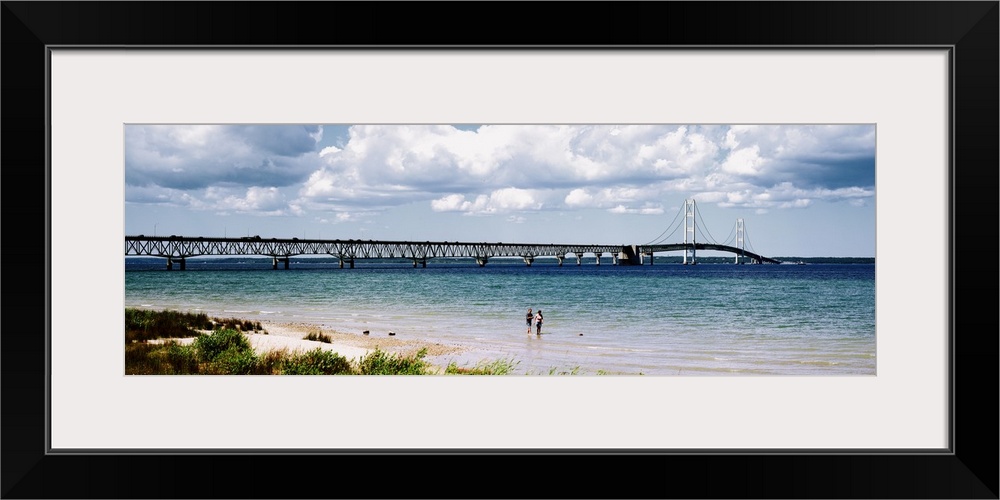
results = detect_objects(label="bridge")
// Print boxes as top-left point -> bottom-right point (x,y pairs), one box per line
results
125,199 -> 782,269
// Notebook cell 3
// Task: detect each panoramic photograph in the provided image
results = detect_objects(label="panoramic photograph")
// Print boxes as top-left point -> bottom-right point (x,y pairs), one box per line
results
124,124 -> 876,376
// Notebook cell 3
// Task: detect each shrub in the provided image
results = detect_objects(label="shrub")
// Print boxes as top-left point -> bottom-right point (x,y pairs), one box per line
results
125,342 -> 166,374
254,350 -> 288,374
194,328 -> 252,362
281,348 -> 353,375
125,341 -> 200,375
303,331 -> 332,343
158,342 -> 201,374
209,346 -> 259,375
356,348 -> 429,375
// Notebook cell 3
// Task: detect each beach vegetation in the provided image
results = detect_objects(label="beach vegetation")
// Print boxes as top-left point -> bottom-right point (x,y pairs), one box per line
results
125,340 -> 200,375
356,348 -> 430,375
280,349 -> 353,375
124,309 -> 547,376
125,308 -> 213,342
208,345 -> 259,375
303,331 -> 332,343
125,308 -> 268,341
214,318 -> 266,333
444,357 -> 519,375
126,321 -> 426,375
543,366 -> 581,375
194,328 -> 252,362
253,350 -> 289,374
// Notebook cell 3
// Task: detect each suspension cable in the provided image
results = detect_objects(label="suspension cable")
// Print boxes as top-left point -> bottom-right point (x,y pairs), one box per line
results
644,204 -> 684,245
694,204 -> 719,244
652,223 -> 683,245
720,220 -> 737,247
744,226 -> 758,255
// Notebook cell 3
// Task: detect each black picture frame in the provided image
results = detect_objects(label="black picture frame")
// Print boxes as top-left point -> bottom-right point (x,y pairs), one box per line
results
3,2 -> 997,498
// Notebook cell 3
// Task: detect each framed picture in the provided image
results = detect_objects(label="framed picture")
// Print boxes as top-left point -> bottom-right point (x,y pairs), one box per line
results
5,2 -> 996,498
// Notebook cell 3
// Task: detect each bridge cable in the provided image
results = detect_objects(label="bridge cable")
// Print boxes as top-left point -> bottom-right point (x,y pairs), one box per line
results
744,226 -> 759,255
694,204 -> 720,244
644,204 -> 684,245
644,203 -> 684,245
650,218 -> 684,245
721,220 -> 737,247
654,221 -> 684,245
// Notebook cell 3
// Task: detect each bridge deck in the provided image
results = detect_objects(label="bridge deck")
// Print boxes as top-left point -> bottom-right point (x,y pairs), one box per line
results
125,236 -> 781,268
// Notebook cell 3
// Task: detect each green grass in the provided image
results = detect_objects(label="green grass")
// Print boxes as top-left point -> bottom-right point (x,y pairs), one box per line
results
539,366 -> 581,375
445,357 -> 519,375
280,349 -> 354,375
126,328 -> 357,375
356,348 -> 430,375
125,308 -> 213,342
125,341 -> 200,375
125,307 -> 267,343
194,328 -> 252,361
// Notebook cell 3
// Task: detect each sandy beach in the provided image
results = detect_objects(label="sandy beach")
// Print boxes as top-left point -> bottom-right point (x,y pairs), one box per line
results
259,320 -> 463,358
153,319 -> 470,373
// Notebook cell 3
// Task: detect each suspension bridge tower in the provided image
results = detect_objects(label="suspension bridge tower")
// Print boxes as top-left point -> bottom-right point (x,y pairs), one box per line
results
683,198 -> 697,265
735,218 -> 745,264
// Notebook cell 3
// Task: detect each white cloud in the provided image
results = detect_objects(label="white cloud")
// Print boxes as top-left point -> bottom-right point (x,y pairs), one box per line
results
128,124 -> 876,222
564,188 -> 594,207
210,187 -> 294,215
608,204 -> 664,215
431,188 -> 544,214
430,194 -> 469,212
721,145 -> 764,176
319,145 -> 341,157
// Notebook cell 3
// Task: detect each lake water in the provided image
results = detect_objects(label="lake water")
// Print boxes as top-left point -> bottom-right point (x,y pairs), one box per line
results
124,257 -> 876,376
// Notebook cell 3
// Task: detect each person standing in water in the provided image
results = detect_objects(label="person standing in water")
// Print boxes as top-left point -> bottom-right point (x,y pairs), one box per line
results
534,309 -> 543,335
525,308 -> 534,334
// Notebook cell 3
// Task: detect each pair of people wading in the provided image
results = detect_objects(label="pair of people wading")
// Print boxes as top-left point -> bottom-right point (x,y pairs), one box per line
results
525,308 -> 543,335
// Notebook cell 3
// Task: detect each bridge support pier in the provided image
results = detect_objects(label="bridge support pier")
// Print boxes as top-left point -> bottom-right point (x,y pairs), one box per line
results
576,255 -> 582,266
413,258 -> 427,268
476,256 -> 488,267
166,257 -> 185,271
556,254 -> 564,266
616,245 -> 643,265
523,256 -> 534,267
595,253 -> 601,266
339,258 -> 355,269
272,256 -> 289,270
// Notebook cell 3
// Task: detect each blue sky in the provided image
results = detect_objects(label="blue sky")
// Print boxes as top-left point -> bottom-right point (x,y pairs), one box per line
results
124,124 -> 876,257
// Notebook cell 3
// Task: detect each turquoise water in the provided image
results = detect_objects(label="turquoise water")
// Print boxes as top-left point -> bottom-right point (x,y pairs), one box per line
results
124,258 -> 876,375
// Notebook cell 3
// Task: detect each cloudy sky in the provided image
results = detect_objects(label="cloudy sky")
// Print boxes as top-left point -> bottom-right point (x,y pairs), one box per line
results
124,124 -> 875,257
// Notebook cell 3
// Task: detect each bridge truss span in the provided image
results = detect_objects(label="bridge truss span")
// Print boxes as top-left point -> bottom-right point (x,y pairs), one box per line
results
125,236 -> 628,270
125,231 -> 782,270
